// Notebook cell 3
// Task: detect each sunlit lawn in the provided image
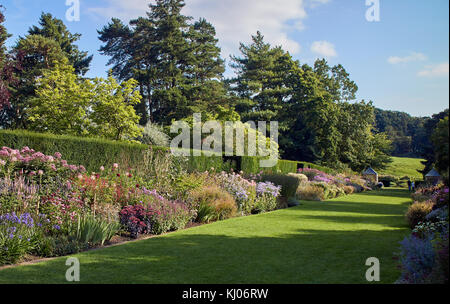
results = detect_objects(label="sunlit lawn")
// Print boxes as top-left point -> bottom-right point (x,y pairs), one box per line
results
0,188 -> 411,284
379,157 -> 425,179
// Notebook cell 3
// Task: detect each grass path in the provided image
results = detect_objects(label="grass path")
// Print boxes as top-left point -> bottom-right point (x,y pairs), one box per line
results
0,188 -> 412,284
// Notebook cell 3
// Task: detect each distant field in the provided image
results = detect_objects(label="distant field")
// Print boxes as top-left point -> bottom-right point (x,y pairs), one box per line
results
379,157 -> 425,179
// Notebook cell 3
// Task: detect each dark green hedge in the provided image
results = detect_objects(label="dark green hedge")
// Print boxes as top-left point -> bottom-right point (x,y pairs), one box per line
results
0,129 -> 333,175
0,130 -> 159,172
240,156 -> 334,175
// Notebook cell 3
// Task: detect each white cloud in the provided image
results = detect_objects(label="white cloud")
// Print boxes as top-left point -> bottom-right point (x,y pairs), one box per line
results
417,62 -> 449,78
87,0 -> 331,59
387,52 -> 427,64
310,41 -> 337,58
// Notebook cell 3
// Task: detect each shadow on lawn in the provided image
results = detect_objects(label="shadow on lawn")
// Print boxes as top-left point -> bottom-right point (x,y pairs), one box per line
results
0,229 -> 409,284
359,188 -> 412,198
0,188 -> 412,284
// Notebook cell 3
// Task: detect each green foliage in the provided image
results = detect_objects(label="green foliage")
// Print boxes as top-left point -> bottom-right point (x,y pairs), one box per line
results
27,13 -> 92,75
28,63 -> 143,141
240,156 -> 335,175
405,202 -> 434,229
190,186 -> 237,223
260,174 -> 300,198
0,129 -> 228,174
296,183 -> 329,201
27,61 -> 91,135
374,108 -> 429,158
0,129 -> 159,172
34,235 -> 86,258
0,189 -> 413,284
229,32 -> 392,171
420,109 -> 449,176
139,121 -> 170,147
431,116 -> 449,178
71,214 -> 120,246
98,0 -> 233,125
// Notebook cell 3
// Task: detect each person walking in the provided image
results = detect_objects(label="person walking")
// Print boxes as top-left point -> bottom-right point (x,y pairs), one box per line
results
407,180 -> 412,192
411,181 -> 416,192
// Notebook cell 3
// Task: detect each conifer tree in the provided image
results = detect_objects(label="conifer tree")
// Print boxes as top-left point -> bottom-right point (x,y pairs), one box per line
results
28,13 -> 92,75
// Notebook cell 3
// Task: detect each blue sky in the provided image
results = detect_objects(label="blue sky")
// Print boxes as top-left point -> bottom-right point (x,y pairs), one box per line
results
1,0 -> 448,117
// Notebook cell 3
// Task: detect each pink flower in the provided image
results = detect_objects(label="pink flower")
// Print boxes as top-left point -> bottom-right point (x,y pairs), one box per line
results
38,170 -> 44,176
54,152 -> 62,159
100,166 -> 105,172
113,163 -> 119,169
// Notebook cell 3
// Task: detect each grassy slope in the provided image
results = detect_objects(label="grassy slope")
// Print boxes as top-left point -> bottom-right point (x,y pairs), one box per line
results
0,189 -> 411,284
379,157 -> 425,179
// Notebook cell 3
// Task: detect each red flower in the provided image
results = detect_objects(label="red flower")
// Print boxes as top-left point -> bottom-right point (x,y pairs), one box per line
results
117,174 -> 121,177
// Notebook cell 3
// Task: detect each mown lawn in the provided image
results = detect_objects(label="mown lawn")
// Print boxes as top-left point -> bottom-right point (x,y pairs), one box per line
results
0,188 -> 411,284
379,157 -> 425,179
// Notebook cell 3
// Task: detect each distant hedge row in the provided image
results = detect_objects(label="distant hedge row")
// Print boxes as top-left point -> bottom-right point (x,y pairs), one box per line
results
0,130 -> 333,175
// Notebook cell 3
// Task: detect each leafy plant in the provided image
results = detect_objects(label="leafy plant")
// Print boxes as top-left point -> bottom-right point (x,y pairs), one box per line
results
190,186 -> 237,223
406,201 -> 434,229
0,213 -> 41,265
71,214 -> 120,246
138,121 -> 170,147
396,235 -> 436,284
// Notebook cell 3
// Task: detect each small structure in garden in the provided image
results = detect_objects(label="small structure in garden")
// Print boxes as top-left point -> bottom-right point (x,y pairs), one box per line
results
363,167 -> 378,183
425,168 -> 441,185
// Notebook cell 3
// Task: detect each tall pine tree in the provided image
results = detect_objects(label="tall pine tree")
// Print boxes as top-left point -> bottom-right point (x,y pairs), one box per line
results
99,0 -> 231,125
28,13 -> 92,75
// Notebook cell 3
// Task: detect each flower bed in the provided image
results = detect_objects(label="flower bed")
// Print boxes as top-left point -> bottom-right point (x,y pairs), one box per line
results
0,146 -> 284,266
397,185 -> 449,284
293,168 -> 372,201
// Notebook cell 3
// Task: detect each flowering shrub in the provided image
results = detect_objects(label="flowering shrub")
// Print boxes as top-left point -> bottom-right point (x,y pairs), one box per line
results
253,182 -> 281,213
39,192 -> 85,235
190,186 -> 237,223
150,200 -> 192,234
294,168 -> 371,201
120,199 -> 192,237
0,213 -> 42,265
215,172 -> 256,214
397,184 -> 449,284
413,221 -> 448,239
396,235 -> 436,284
405,201 -> 434,229
0,176 -> 40,213
0,146 -> 85,184
296,183 -> 326,201
120,204 -> 157,238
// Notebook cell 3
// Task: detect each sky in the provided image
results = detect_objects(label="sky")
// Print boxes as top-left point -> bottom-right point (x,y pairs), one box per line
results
1,0 -> 449,117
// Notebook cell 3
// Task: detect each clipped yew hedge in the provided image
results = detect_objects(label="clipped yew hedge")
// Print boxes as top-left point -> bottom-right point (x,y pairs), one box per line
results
0,129 -> 334,175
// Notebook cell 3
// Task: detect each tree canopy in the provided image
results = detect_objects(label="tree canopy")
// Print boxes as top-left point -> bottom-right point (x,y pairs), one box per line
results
0,3 -> 446,172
